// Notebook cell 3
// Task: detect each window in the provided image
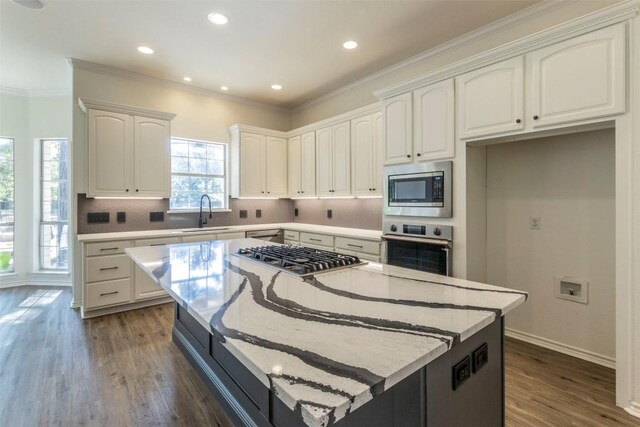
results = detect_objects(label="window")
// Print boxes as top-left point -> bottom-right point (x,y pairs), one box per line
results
170,138 -> 227,210
40,139 -> 70,271
0,138 -> 14,273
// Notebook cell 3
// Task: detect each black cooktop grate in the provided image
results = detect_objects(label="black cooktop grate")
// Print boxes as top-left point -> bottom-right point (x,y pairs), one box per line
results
236,245 -> 364,275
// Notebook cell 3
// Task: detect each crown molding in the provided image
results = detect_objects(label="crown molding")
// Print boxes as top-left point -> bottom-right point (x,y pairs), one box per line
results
375,0 -> 640,99
287,102 -> 381,137
0,86 -> 28,97
228,124 -> 288,138
78,97 -> 176,121
292,0 -> 580,113
69,58 -> 290,114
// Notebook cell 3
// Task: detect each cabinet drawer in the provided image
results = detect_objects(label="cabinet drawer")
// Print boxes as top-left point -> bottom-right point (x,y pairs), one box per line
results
217,232 -> 247,240
304,243 -> 334,251
182,233 -> 217,243
284,240 -> 299,246
283,230 -> 300,241
135,237 -> 180,247
85,278 -> 131,309
86,255 -> 131,283
300,232 -> 333,247
335,237 -> 380,255
85,240 -> 132,257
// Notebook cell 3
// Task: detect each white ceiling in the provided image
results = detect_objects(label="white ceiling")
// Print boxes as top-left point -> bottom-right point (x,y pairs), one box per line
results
0,0 -> 539,108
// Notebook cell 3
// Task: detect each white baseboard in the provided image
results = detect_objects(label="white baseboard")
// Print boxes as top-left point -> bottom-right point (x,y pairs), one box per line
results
505,327 -> 616,369
624,402 -> 640,418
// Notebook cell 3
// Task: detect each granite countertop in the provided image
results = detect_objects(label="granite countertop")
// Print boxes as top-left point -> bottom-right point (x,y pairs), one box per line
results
126,238 -> 526,427
77,222 -> 383,243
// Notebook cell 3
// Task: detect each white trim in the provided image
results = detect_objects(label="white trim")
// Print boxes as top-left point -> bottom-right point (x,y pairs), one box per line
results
287,102 -> 381,137
0,86 -> 28,97
293,0 -> 580,112
375,0 -> 640,100
228,124 -> 288,138
505,327 -> 616,369
69,58 -> 290,114
28,89 -> 71,98
624,401 -> 640,418
78,97 -> 176,120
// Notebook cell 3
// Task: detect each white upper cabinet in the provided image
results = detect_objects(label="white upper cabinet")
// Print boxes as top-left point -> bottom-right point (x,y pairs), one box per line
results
414,79 -> 455,161
383,79 -> 455,166
456,56 -> 525,139
265,136 -> 288,197
300,131 -> 316,196
239,132 -> 266,197
133,117 -> 171,197
87,110 -> 133,197
316,122 -> 351,196
288,132 -> 316,197
230,127 -> 288,198
530,24 -> 625,128
383,92 -> 413,165
351,113 -> 384,196
82,99 -> 175,198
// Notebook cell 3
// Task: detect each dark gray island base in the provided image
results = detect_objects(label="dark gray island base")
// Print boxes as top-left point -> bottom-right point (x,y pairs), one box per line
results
173,303 -> 504,427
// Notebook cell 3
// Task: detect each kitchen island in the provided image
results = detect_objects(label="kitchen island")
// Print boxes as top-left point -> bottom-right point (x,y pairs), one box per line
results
126,238 -> 526,427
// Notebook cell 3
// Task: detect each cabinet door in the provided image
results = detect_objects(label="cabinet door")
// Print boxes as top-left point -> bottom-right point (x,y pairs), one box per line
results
134,117 -> 171,197
266,136 -> 288,197
414,79 -> 455,161
316,126 -> 333,196
239,133 -> 266,196
133,237 -> 179,300
332,122 -> 351,196
372,112 -> 384,195
351,115 -> 374,196
287,135 -> 302,197
530,24 -> 625,128
383,92 -> 413,165
300,131 -> 316,196
456,56 -> 524,139
87,110 -> 133,197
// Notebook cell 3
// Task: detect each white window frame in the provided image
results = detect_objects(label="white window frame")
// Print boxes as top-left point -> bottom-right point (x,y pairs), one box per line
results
168,137 -> 230,213
0,137 -> 15,275
39,138 -> 70,272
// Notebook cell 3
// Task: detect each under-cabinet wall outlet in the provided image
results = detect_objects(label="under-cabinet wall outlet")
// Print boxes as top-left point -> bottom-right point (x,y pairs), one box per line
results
239,210 -> 248,219
117,212 -> 126,223
256,209 -> 262,218
327,209 -> 332,219
555,276 -> 588,304
294,208 -> 299,217
530,217 -> 541,230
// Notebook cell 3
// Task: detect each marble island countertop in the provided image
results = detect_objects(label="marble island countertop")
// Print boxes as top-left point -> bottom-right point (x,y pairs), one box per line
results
126,238 -> 526,427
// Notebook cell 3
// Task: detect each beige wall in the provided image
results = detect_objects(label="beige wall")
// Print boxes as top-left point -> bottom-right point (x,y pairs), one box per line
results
72,67 -> 292,193
290,0 -> 622,128
486,129 -> 615,359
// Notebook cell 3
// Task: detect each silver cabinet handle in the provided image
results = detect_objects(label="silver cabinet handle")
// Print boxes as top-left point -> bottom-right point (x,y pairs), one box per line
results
309,238 -> 322,242
99,247 -> 119,251
150,243 -> 166,246
100,291 -> 119,296
99,266 -> 119,271
347,243 -> 363,249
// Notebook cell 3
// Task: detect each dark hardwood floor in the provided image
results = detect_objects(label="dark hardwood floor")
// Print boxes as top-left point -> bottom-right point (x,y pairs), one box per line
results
0,286 -> 637,426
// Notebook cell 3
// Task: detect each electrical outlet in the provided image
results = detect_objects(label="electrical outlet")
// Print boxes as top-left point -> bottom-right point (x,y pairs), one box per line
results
87,212 -> 109,224
294,208 -> 299,217
239,210 -> 248,219
530,217 -> 541,230
117,212 -> 126,223
327,209 -> 332,219
150,212 -> 164,222
256,209 -> 262,218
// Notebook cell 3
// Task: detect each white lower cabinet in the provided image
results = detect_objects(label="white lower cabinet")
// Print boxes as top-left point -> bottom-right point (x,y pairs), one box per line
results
85,278 -> 132,309
83,239 -> 134,312
134,237 -> 180,301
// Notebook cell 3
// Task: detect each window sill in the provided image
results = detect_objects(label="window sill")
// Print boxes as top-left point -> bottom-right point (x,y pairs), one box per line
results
167,209 -> 232,214
0,272 -> 17,278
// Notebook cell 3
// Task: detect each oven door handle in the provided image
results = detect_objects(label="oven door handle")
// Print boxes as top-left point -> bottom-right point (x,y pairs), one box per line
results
382,234 -> 451,248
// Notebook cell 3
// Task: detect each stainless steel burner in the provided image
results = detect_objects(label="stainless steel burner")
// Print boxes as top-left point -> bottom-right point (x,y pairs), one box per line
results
236,245 -> 366,276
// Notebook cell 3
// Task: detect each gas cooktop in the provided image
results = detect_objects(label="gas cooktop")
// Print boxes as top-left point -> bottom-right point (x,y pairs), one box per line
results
236,245 -> 366,276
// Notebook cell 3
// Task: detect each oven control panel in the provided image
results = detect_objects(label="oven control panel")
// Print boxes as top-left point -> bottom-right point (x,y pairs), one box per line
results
383,221 -> 453,241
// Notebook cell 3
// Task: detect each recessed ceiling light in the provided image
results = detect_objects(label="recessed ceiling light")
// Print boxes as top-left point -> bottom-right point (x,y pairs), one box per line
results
183,76 -> 192,82
137,46 -> 154,55
220,86 -> 229,91
208,12 -> 229,25
343,40 -> 358,50
271,84 -> 283,90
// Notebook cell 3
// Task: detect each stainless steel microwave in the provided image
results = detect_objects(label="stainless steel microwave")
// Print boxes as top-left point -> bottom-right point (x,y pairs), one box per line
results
383,161 -> 452,218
